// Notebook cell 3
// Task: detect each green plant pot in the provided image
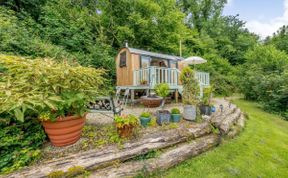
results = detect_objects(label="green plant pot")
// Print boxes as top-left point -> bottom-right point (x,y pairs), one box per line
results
140,117 -> 151,127
171,114 -> 181,123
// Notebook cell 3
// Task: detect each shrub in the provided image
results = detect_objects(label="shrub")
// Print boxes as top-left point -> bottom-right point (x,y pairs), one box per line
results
114,114 -> 139,128
155,83 -> 170,98
180,67 -> 199,105
0,118 -> 46,174
155,83 -> 170,110
140,112 -> 151,118
0,54 -> 107,122
239,45 -> 288,119
171,108 -> 180,114
202,86 -> 213,105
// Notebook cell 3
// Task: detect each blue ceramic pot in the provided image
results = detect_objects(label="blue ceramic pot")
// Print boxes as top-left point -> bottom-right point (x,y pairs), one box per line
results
171,114 -> 181,122
156,110 -> 170,126
140,117 -> 151,127
211,106 -> 216,112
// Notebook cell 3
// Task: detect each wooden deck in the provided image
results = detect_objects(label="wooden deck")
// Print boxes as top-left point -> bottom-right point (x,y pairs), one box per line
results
116,66 -> 210,100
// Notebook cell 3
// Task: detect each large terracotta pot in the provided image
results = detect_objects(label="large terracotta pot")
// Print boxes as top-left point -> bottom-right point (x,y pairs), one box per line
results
42,115 -> 86,147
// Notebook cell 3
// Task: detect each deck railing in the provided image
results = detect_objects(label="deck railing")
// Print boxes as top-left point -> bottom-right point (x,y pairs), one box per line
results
133,67 -> 209,88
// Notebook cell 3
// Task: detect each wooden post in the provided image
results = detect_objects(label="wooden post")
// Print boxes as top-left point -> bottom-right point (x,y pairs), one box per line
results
175,89 -> 179,103
131,89 -> 135,103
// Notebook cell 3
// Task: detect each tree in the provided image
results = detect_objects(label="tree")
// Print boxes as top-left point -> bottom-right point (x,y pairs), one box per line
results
266,25 -> 288,54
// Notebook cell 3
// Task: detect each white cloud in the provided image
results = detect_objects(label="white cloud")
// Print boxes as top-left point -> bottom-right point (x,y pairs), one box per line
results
227,0 -> 234,6
246,0 -> 288,39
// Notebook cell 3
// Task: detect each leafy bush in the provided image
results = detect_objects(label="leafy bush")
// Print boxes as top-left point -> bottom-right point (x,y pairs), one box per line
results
155,83 -> 170,98
114,115 -> 139,129
180,67 -> 199,105
202,86 -> 213,105
239,45 -> 288,119
0,54 -> 107,122
171,108 -> 180,114
0,118 -> 46,174
140,112 -> 151,118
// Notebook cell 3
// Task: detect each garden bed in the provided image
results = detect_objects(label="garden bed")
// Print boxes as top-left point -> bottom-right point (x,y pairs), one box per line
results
3,98 -> 246,178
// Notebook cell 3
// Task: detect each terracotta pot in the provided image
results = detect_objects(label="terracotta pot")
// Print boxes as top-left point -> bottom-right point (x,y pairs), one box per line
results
42,115 -> 86,147
117,124 -> 134,138
141,96 -> 162,108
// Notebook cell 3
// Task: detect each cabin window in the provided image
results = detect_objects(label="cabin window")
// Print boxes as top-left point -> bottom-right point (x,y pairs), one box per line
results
141,56 -> 150,68
151,58 -> 168,68
170,61 -> 178,68
119,51 -> 127,67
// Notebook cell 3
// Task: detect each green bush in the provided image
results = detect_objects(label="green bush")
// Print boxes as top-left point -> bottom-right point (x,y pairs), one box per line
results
171,108 -> 180,114
0,118 -> 46,174
140,112 -> 151,118
239,45 -> 288,119
180,67 -> 199,105
155,83 -> 170,98
0,54 -> 107,122
202,86 -> 213,105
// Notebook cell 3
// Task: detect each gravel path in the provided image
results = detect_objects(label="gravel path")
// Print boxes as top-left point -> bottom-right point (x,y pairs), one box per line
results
86,98 -> 230,125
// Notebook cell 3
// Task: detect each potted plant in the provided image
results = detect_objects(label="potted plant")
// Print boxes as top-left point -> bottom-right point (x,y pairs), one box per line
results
155,83 -> 171,125
0,56 -> 106,147
180,67 -> 199,121
140,80 -> 148,85
114,114 -> 138,138
139,112 -> 151,127
199,86 -> 213,116
171,108 -> 181,123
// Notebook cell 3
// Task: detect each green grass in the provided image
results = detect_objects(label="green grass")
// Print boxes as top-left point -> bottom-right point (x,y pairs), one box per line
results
154,99 -> 288,178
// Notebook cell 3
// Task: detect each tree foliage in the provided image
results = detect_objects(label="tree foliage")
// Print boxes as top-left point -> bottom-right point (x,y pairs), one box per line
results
239,45 -> 288,119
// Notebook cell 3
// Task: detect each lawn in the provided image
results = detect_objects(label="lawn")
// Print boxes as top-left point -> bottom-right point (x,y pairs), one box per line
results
154,99 -> 288,178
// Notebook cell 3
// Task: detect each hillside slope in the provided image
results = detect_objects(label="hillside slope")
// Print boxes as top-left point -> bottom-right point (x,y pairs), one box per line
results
154,99 -> 288,178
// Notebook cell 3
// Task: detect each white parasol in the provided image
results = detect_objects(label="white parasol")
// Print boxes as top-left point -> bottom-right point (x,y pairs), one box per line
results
181,56 -> 207,65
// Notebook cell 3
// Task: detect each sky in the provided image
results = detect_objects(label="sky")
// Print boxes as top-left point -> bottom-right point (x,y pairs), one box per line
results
223,0 -> 288,38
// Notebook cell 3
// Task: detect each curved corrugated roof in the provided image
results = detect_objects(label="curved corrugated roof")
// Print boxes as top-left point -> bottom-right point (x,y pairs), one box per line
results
127,47 -> 184,61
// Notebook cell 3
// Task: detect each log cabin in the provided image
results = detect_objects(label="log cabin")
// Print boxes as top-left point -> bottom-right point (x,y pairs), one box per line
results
115,45 -> 210,102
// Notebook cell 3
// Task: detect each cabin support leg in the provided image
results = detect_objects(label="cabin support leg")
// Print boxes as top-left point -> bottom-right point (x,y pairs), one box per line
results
175,90 -> 179,103
131,89 -> 135,103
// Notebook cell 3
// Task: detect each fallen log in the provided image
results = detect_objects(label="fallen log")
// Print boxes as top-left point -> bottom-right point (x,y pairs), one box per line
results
219,109 -> 241,134
227,114 -> 245,138
5,122 -> 212,178
211,105 -> 237,127
90,134 -> 219,178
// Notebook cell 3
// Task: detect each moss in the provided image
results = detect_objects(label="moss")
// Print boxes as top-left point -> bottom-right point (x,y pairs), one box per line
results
47,166 -> 89,178
66,166 -> 86,178
47,170 -> 65,178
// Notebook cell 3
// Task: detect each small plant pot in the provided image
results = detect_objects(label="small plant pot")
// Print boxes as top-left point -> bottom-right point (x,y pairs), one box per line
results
117,124 -> 134,138
183,105 -> 196,121
156,110 -> 170,126
211,106 -> 216,113
171,114 -> 181,123
140,117 -> 151,127
199,105 -> 212,116
42,115 -> 86,147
